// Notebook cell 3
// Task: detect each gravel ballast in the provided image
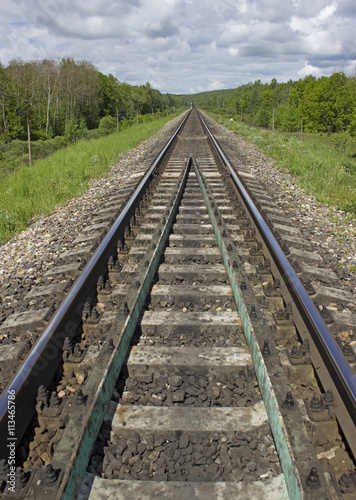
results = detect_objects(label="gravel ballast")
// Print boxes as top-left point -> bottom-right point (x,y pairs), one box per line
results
1,113 -> 355,333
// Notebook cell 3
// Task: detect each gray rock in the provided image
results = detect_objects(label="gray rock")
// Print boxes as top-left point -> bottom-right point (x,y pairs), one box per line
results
172,389 -> 185,402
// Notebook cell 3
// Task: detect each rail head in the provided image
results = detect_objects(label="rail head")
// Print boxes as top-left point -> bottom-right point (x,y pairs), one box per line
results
198,110 -> 356,429
0,109 -> 191,459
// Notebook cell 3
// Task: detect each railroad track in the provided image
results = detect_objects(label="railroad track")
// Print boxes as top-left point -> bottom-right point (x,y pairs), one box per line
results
0,109 -> 355,499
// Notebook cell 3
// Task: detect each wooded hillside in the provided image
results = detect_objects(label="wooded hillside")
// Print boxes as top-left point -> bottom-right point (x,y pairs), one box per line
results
178,73 -> 356,136
0,58 -> 178,142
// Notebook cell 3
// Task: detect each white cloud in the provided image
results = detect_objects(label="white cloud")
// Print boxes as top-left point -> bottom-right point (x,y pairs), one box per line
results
219,22 -> 250,45
228,47 -> 239,57
207,80 -> 225,91
0,0 -> 355,94
298,62 -> 322,78
318,2 -> 338,22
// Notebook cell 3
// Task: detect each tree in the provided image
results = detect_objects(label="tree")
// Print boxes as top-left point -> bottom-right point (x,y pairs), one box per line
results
255,90 -> 273,128
0,58 -> 172,144
131,87 -> 148,123
99,115 -> 116,135
0,63 -> 10,135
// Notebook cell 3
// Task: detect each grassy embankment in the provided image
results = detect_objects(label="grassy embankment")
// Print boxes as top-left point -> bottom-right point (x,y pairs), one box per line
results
207,111 -> 356,215
0,112 -> 181,244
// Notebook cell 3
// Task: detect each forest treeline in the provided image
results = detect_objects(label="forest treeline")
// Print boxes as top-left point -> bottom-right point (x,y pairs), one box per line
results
0,58 -> 179,143
178,73 -> 356,137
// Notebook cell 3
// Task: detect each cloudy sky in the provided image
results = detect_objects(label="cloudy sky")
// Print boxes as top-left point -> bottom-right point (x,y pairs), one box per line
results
1,0 -> 355,94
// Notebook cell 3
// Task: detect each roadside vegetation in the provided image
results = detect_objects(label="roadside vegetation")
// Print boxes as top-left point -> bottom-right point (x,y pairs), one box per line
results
206,111 -> 356,216
0,112 -> 180,244
0,111 -> 176,183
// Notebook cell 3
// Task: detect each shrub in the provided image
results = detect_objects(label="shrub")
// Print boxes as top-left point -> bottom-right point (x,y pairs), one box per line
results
99,116 -> 116,135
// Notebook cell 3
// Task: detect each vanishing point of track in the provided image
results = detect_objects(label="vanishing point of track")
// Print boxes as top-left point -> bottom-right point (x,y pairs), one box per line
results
0,109 -> 355,499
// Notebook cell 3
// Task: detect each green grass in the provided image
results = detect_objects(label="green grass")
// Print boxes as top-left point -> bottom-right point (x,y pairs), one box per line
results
207,112 -> 356,215
0,137 -> 67,182
0,113 -> 180,244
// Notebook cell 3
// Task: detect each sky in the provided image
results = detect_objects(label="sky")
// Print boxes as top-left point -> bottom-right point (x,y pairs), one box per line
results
0,0 -> 355,95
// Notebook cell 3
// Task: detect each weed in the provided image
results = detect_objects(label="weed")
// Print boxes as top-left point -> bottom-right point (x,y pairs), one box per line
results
90,155 -> 100,167
0,209 -> 15,233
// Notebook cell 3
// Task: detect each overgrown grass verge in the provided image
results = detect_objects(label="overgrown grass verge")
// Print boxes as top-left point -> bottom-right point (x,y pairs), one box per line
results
0,112 -> 180,243
207,111 -> 356,215
0,111 -> 183,183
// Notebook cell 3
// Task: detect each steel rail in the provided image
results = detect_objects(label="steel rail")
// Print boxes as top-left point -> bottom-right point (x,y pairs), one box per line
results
198,111 -> 356,428
0,110 -> 190,458
56,158 -> 192,500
